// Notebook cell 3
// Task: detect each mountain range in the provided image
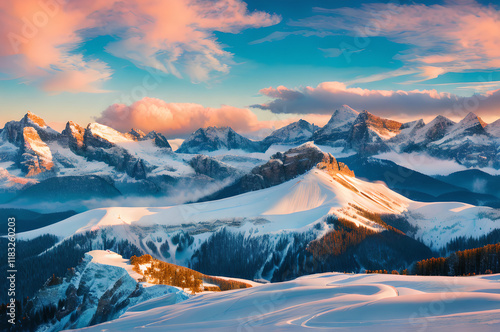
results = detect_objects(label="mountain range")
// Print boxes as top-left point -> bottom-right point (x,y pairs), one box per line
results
1,107 -> 499,208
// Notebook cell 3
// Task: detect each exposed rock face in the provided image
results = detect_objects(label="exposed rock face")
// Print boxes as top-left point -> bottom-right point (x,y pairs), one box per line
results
251,143 -> 352,188
19,127 -> 54,176
129,128 -> 146,139
178,126 -> 261,153
317,159 -> 354,177
202,143 -> 354,200
143,131 -> 171,149
61,121 -> 85,150
25,253 -> 188,332
347,111 -> 402,155
189,155 -> 241,181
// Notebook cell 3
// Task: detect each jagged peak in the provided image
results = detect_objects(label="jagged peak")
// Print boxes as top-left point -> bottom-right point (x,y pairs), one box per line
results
22,111 -> 47,127
129,128 -> 146,138
400,119 -> 425,130
460,112 -> 487,128
428,115 -> 455,126
324,105 -> 358,127
354,110 -> 402,128
65,120 -> 84,131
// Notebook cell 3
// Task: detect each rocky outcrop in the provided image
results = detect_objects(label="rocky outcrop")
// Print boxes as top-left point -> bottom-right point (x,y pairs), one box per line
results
189,155 -> 241,181
61,121 -> 85,150
19,127 -> 54,177
347,111 -> 402,155
143,131 -> 171,149
201,143 -> 354,201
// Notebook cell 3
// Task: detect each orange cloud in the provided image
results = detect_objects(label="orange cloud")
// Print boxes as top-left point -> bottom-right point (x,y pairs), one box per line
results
0,0 -> 280,92
96,97 -> 322,139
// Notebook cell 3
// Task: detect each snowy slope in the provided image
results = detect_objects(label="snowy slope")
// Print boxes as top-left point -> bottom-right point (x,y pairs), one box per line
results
17,166 -> 499,250
75,272 -> 500,331
17,168 -> 409,242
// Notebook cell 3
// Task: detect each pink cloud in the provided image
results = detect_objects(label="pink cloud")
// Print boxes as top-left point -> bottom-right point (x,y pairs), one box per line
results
288,1 -> 500,80
0,0 -> 280,92
96,97 -> 322,139
252,81 -> 500,123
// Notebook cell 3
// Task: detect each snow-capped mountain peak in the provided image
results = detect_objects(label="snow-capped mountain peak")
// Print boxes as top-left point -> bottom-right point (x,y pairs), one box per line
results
22,111 -> 48,128
435,112 -> 488,144
263,119 -> 318,145
326,105 -> 359,128
460,112 -> 487,129
177,126 -> 261,153
310,105 -> 359,146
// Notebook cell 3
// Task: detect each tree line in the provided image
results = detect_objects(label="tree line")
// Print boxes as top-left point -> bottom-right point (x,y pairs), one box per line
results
415,243 -> 500,276
130,254 -> 252,293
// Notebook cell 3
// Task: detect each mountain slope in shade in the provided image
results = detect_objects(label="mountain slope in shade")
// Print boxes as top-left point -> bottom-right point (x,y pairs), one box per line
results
426,112 -> 498,168
436,169 -> 500,199
311,105 -> 359,146
389,115 -> 456,152
485,119 -> 500,137
1,112 -> 244,204
74,272 -> 500,332
177,126 -> 261,153
262,119 -> 318,146
338,155 -> 466,197
25,250 -> 188,332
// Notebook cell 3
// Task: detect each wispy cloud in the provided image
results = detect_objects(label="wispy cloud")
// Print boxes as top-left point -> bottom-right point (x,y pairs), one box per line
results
0,0 -> 280,93
261,1 -> 500,82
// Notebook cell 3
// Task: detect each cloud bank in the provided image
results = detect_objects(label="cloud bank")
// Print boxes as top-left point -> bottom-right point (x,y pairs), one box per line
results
0,0 -> 280,93
252,82 -> 500,122
96,97 -> 328,138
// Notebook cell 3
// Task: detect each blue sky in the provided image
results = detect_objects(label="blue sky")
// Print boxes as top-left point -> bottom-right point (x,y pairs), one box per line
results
1,0 -> 499,137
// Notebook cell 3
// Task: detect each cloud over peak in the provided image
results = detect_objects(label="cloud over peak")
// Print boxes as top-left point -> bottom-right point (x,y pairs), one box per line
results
252,82 -> 500,122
